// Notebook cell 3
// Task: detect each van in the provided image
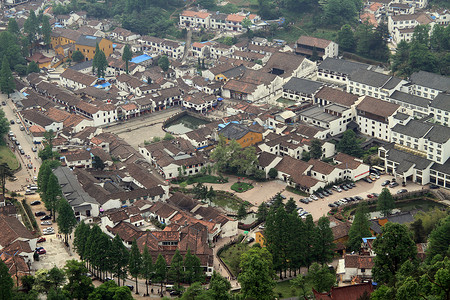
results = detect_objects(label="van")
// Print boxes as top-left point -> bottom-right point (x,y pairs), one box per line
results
165,285 -> 174,291
29,186 -> 38,191
25,190 -> 35,195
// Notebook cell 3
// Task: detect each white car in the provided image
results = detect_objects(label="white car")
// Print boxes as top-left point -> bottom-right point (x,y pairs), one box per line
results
310,194 -> 318,201
41,221 -> 52,225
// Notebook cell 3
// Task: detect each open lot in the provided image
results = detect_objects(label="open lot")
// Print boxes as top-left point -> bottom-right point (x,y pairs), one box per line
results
0,145 -> 20,170
203,174 -> 424,220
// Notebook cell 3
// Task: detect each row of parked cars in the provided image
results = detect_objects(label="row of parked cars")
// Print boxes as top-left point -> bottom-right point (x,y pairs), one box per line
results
328,195 -> 364,208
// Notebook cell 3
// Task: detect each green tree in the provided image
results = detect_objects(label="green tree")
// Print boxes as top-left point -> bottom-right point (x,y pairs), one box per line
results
310,139 -> 323,159
0,55 -> 15,98
7,18 -> 19,35
238,246 -> 275,300
168,249 -> 184,286
285,197 -> 297,214
337,24 -> 356,52
313,216 -> 335,265
377,187 -> 395,217
163,133 -> 175,141
237,203 -> 247,220
301,150 -> 311,161
180,282 -> 204,300
0,260 -> 13,300
257,202 -> 268,222
87,280 -> 133,300
391,40 -> 410,76
92,44 -> 107,78
38,160 -> 52,199
410,218 -> 426,244
337,130 -> 363,157
242,17 -> 252,29
122,45 -> 132,74
158,55 -> 170,72
0,109 -> 9,144
0,163 -> 13,197
57,199 -> 77,244
92,156 -> 105,170
141,246 -> 153,296
128,240 -> 142,294
372,223 -> 417,285
110,235 -> 129,286
63,260 -> 94,299
71,51 -> 85,63
154,254 -> 167,296
73,222 -> 90,260
27,61 -> 40,74
268,168 -> 278,179
307,262 -> 336,293
45,173 -> 62,221
427,215 -> 450,259
207,271 -> 231,300
42,16 -> 51,51
184,249 -> 202,284
347,202 -> 372,252
290,274 -> 311,299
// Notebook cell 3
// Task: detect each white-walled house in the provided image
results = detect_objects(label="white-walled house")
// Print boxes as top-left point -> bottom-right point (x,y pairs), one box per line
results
60,68 -> 97,90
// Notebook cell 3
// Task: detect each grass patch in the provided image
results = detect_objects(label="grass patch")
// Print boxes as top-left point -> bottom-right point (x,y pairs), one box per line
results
213,190 -> 251,212
231,182 -> 253,193
219,243 -> 249,276
186,175 -> 228,185
273,279 -> 313,299
286,186 -> 309,197
0,145 -> 20,171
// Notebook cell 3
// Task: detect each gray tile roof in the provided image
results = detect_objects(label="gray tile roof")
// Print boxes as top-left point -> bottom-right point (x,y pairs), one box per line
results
393,112 -> 410,121
219,123 -> 252,140
430,93 -> 450,111
392,119 -> 433,138
70,60 -> 93,71
385,147 -> 432,170
424,124 -> 450,144
350,69 -> 401,89
283,77 -> 323,95
390,91 -> 430,108
76,35 -> 103,47
318,57 -> 371,75
431,158 -> 450,174
410,71 -> 450,92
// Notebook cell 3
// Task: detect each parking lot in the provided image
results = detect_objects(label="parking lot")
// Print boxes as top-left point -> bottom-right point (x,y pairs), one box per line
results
203,174 -> 424,220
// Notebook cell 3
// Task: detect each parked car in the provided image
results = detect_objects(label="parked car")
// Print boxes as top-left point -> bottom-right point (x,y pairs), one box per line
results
279,194 -> 286,199
15,140 -> 20,145
326,189 -> 333,195
25,190 -> 35,195
170,290 -> 182,296
125,285 -> 134,291
397,189 -> 408,194
354,196 -> 363,201
37,237 -> 46,243
28,163 -> 33,169
2,101 -> 6,106
30,200 -> 41,205
40,215 -> 51,221
381,180 -> 390,186
34,211 -> 46,217
340,185 -> 348,191
9,120 -> 14,124
20,126 -> 25,131
429,184 -> 440,189
322,190 -> 329,196
258,225 -> 265,229
367,194 -> 374,198
350,182 -> 356,187
246,237 -> 255,243
372,193 -> 380,197
32,147 -> 37,152
36,248 -> 46,254
43,229 -> 54,235
346,184 -> 353,189
19,149 -> 25,155
328,203 -> 337,208
41,221 -> 52,225
389,182 -> 399,188
316,193 -> 324,199
334,201 -> 341,206
310,194 -> 318,201
300,198 -> 310,204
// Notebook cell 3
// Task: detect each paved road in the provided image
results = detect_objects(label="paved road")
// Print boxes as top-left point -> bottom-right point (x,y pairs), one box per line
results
2,92 -> 42,192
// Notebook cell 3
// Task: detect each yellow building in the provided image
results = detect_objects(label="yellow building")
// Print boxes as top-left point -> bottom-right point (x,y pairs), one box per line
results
255,231 -> 265,247
219,122 -> 263,148
27,53 -> 52,69
74,35 -> 113,61
51,28 -> 81,49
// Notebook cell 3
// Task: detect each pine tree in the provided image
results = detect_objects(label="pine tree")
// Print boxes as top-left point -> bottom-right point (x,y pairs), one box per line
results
110,235 -> 129,286
154,254 -> 167,296
93,44 -> 107,77
45,173 -> 62,221
7,18 -> 19,35
0,260 -> 13,300
42,15 -> 51,51
168,249 -> 184,285
237,203 -> 247,220
347,202 -> 372,252
122,45 -> 132,74
285,197 -> 297,214
0,56 -> 15,98
57,199 -> 77,244
84,225 -> 102,277
37,161 -> 52,199
313,216 -> 335,265
184,249 -> 202,284
377,188 -> 395,217
27,61 -> 40,74
141,246 -> 153,296
73,222 -> 90,260
128,240 -> 142,294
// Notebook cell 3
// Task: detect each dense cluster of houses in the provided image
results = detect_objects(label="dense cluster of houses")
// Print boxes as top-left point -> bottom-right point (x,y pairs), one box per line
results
359,0 -> 450,44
